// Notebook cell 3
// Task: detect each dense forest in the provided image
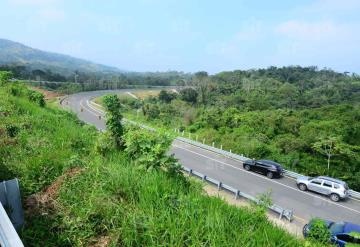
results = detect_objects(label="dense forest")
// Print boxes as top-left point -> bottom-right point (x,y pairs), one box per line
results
1,63 -> 190,93
114,66 -> 360,190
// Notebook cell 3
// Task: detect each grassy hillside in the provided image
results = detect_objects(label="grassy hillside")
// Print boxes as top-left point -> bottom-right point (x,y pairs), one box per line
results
0,81 -> 310,246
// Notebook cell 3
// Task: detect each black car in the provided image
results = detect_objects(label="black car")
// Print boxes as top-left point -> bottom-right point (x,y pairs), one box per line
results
242,159 -> 284,179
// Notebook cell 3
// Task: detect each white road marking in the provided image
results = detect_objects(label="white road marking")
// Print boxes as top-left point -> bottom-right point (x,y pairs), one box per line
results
80,100 -> 101,117
172,144 -> 360,215
175,140 -> 360,203
126,91 -> 138,99
86,100 -> 105,115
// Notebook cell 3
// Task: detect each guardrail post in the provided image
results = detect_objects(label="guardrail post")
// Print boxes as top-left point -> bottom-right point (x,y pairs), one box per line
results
202,175 -> 206,181
279,209 -> 284,220
220,144 -> 223,150
212,142 -> 215,147
189,169 -> 192,176
217,182 -> 222,191
235,190 -> 240,200
203,138 -> 205,144
229,149 -> 232,153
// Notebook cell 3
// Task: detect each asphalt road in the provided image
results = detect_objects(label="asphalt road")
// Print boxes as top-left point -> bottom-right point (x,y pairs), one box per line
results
61,90 -> 360,226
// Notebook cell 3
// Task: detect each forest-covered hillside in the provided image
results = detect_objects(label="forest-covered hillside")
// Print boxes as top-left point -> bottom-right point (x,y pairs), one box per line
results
114,66 -> 360,190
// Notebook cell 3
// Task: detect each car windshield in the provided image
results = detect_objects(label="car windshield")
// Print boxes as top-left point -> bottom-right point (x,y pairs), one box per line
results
329,222 -> 345,235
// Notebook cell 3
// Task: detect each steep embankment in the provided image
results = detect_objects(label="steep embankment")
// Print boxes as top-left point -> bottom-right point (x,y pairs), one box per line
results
0,82 -> 308,246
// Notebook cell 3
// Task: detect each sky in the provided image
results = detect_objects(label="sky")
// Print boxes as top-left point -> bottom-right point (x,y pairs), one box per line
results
1,0 -> 360,73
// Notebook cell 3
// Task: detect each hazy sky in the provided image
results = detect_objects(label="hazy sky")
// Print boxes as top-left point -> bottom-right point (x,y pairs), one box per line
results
1,0 -> 360,73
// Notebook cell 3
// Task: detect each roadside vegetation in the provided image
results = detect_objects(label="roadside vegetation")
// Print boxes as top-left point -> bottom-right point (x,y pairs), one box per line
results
0,72 -> 318,246
102,67 -> 360,190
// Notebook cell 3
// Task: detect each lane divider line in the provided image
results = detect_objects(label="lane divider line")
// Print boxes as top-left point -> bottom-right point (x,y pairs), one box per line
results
172,144 -> 360,215
174,140 -> 360,203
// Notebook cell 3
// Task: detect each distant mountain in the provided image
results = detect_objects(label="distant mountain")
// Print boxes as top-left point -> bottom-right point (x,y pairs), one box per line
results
0,38 -> 122,76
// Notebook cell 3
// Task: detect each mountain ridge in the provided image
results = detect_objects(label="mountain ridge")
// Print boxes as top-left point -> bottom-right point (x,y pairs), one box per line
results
0,38 -> 122,76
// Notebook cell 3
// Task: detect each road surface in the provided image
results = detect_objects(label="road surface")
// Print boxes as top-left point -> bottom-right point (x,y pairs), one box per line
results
61,90 -> 360,227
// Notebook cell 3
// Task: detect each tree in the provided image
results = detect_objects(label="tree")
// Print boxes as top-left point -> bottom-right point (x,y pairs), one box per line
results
192,71 -> 212,104
0,71 -> 13,85
158,90 -> 176,103
180,88 -> 198,104
146,104 -> 160,120
103,94 -> 124,148
312,136 -> 354,171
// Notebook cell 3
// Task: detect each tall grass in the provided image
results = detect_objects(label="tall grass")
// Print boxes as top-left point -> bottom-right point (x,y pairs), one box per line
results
0,84 -> 311,246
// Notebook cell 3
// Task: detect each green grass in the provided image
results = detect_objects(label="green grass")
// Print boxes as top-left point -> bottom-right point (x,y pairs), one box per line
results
0,83 -> 313,246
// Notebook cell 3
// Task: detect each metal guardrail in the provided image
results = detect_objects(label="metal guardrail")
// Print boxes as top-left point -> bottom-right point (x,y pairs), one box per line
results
349,190 -> 360,198
176,136 -> 360,200
176,137 -> 249,161
182,166 -> 294,221
0,180 -> 24,247
0,202 -> 24,247
0,179 -> 24,231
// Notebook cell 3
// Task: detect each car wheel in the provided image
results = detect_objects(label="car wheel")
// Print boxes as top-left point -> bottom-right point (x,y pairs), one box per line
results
298,183 -> 307,191
266,171 -> 274,179
244,164 -> 251,171
302,224 -> 309,237
330,193 -> 340,202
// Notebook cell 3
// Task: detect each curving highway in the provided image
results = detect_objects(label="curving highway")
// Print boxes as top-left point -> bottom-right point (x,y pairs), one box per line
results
61,90 -> 360,228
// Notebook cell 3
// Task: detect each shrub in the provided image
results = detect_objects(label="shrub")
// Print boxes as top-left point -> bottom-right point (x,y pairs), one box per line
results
307,218 -> 331,245
27,90 -> 46,107
0,71 -> 13,85
95,132 -> 116,156
124,127 -> 182,176
180,88 -> 198,104
103,94 -> 124,148
5,124 -> 20,137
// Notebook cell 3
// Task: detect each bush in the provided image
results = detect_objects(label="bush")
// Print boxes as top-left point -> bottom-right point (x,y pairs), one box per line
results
27,90 -> 46,107
5,124 -> 20,137
180,88 -> 198,104
0,71 -> 13,85
124,127 -> 182,177
307,218 -> 331,245
103,94 -> 124,148
95,132 -> 116,156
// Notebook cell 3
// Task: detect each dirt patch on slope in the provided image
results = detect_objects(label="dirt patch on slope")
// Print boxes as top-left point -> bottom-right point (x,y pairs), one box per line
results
88,235 -> 114,247
30,87 -> 63,100
25,167 -> 84,216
